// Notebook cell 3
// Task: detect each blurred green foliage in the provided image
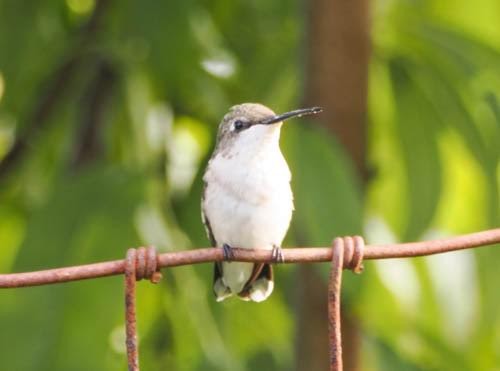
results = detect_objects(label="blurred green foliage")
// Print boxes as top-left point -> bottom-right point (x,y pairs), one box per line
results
0,0 -> 498,370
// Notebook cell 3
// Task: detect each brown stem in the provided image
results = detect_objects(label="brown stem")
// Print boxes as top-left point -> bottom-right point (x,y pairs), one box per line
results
300,0 -> 371,368
72,59 -> 116,168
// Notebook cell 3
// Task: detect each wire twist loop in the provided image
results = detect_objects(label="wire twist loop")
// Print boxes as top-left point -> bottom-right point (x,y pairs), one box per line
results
133,246 -> 163,283
125,247 -> 162,371
340,235 -> 365,273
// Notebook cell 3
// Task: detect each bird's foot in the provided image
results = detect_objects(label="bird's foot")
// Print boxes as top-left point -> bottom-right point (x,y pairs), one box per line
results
271,245 -> 285,264
222,243 -> 235,262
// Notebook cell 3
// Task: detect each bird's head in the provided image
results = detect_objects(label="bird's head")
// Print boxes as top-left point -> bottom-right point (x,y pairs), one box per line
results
214,103 -> 322,156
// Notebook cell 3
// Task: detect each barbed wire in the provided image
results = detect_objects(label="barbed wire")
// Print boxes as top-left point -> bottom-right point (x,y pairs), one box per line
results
1,228 -> 499,371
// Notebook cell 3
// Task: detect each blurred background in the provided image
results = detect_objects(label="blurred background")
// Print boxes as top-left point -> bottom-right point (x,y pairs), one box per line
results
0,0 -> 499,370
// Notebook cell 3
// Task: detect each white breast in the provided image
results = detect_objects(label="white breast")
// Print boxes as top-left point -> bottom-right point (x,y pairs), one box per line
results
202,140 -> 293,294
203,145 -> 293,249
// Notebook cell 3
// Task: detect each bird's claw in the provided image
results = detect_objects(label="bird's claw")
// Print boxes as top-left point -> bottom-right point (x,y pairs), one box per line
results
222,243 -> 235,262
271,245 -> 285,264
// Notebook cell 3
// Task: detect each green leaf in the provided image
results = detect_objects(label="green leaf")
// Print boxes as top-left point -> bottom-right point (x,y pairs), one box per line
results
389,58 -> 443,240
283,123 -> 363,246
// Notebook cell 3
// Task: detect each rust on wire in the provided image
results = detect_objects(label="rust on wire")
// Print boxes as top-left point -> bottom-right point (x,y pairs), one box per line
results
124,247 -> 162,371
328,236 -> 365,371
0,228 -> 499,289
125,248 -> 139,371
134,246 -> 163,283
328,238 -> 345,371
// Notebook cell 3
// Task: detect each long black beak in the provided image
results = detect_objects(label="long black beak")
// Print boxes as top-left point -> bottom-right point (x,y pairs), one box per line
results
259,107 -> 323,125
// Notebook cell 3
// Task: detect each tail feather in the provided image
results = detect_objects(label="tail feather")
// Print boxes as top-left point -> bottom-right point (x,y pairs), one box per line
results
238,264 -> 274,302
213,263 -> 275,302
213,263 -> 231,301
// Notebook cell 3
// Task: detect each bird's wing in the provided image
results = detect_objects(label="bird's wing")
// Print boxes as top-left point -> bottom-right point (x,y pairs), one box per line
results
202,179 -> 226,299
201,180 -> 217,246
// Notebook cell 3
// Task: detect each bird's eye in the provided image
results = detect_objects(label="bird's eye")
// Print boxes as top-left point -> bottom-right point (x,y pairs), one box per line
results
233,120 -> 246,131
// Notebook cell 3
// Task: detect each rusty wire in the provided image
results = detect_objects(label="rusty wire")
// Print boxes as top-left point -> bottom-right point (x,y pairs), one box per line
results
0,228 -> 499,371
1,228 -> 498,289
125,249 -> 139,371
328,236 -> 365,371
329,238 -> 345,371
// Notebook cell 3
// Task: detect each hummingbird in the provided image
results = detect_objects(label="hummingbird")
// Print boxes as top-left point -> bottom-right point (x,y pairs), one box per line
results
201,103 -> 322,302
